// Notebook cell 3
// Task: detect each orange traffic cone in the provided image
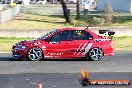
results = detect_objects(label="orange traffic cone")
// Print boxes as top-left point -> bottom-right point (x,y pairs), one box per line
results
81,67 -> 89,78
38,82 -> 42,88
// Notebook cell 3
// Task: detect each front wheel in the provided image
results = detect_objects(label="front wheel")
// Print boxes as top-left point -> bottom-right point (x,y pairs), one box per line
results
27,47 -> 43,61
88,48 -> 103,61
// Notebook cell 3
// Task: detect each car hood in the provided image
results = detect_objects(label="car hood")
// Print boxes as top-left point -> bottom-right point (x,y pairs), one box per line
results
16,40 -> 43,46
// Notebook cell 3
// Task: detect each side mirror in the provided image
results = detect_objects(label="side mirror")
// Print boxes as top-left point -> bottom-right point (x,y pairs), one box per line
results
45,37 -> 52,42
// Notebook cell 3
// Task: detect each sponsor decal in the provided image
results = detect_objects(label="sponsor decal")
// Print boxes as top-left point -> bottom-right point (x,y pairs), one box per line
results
79,68 -> 131,86
42,46 -> 46,50
47,53 -> 63,56
94,39 -> 111,42
34,42 -> 41,45
66,50 -> 85,53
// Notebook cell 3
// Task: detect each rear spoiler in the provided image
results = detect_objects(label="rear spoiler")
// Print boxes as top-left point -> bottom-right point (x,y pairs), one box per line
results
99,30 -> 115,38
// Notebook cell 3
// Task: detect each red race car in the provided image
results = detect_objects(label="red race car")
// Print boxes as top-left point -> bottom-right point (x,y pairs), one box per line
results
9,27 -> 115,61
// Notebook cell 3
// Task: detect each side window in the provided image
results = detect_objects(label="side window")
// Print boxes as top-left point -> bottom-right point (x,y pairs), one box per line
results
71,30 -> 93,40
51,30 -> 71,42
51,32 -> 60,42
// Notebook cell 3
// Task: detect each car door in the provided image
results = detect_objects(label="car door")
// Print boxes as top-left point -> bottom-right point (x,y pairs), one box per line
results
44,30 -> 72,58
66,30 -> 94,58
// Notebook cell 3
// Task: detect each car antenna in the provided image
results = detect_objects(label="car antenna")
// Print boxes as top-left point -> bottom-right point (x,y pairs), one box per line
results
85,25 -> 91,30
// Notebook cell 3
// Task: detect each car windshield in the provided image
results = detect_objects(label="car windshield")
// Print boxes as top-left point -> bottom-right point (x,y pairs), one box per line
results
37,29 -> 57,40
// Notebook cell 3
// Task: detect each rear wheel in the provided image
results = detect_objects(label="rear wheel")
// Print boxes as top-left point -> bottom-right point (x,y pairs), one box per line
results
27,47 -> 43,61
88,48 -> 103,61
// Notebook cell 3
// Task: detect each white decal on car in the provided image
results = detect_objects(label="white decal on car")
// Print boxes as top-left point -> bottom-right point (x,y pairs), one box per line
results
82,43 -> 93,56
74,43 -> 83,55
42,46 -> 46,50
77,43 -> 87,55
47,53 -> 63,56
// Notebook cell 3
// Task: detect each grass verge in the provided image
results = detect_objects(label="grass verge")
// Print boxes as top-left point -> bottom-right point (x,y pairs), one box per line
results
0,13 -> 132,30
0,37 -> 33,52
0,37 -> 132,52
112,36 -> 132,51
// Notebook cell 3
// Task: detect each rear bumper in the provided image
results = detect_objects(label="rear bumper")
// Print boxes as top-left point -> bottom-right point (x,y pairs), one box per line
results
103,46 -> 114,56
104,52 -> 114,56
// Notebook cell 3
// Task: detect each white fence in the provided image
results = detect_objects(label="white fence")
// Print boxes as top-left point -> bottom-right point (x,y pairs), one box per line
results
0,4 -> 20,24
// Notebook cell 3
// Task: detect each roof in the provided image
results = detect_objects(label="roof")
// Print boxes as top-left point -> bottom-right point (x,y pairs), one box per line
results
58,27 -> 89,31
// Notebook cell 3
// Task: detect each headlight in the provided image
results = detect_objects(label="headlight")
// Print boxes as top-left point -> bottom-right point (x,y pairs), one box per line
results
14,45 -> 26,49
21,46 -> 26,49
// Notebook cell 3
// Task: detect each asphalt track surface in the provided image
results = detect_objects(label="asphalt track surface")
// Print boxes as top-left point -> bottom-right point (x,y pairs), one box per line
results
0,51 -> 132,88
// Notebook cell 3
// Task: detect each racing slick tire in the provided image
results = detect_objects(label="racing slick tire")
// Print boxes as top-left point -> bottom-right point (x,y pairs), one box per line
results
88,48 -> 103,61
27,47 -> 43,61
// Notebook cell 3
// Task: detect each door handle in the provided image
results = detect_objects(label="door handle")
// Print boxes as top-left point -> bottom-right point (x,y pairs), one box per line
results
49,41 -> 59,44
66,42 -> 71,44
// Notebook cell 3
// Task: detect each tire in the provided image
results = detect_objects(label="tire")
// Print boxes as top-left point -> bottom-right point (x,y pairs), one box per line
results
88,48 -> 103,61
27,47 -> 43,61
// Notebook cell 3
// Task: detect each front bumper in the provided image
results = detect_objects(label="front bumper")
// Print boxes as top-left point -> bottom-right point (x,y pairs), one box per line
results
9,55 -> 24,60
9,49 -> 27,61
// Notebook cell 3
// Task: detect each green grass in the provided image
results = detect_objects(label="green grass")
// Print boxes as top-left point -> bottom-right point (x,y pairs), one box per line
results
0,13 -> 74,29
112,36 -> 132,51
1,13 -> 132,30
112,13 -> 132,26
0,37 -> 33,52
0,37 -> 132,52
0,13 -> 92,29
